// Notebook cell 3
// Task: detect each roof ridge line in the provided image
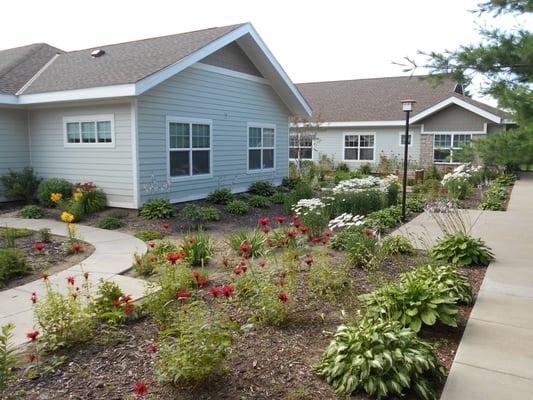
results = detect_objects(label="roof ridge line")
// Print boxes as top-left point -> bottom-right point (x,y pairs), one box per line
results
295,73 -> 456,85
0,43 -> 49,81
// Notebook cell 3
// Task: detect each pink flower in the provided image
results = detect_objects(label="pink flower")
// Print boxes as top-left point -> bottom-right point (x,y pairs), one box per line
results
121,294 -> 132,303
71,242 -> 81,253
162,223 -> 170,230
26,330 -> 40,341
262,226 -> 271,234
286,230 -> 297,238
310,236 -> 320,244
233,266 -> 244,275
198,277 -> 208,288
34,242 -> 45,251
364,228 -> 375,237
112,299 -> 121,308
299,226 -> 309,234
166,252 -> 180,264
304,256 -> 314,266
193,271 -> 201,281
134,381 -> 148,396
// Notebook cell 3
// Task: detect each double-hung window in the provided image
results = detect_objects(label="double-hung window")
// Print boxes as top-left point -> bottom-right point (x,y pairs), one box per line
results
248,124 -> 275,171
433,133 -> 472,163
343,133 -> 375,161
168,118 -> 211,178
63,115 -> 114,146
289,134 -> 313,160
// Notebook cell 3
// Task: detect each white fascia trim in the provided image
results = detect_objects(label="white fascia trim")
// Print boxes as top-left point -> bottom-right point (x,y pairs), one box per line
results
292,120 -> 404,128
410,96 -> 502,124
191,62 -> 271,85
17,84 -> 136,104
420,122 -> 488,135
0,94 -> 18,104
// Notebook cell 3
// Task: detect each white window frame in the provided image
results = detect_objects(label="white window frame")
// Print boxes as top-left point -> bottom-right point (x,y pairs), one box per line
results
166,116 -> 213,182
247,122 -> 276,173
289,133 -> 313,161
398,131 -> 413,147
63,114 -> 115,148
433,133 -> 472,164
342,133 -> 376,162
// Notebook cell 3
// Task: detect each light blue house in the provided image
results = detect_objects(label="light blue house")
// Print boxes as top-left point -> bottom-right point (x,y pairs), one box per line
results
0,23 -> 311,208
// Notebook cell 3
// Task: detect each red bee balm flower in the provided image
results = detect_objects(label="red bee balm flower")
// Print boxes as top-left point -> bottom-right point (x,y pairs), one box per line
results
134,381 -> 148,396
364,229 -> 375,237
232,266 -> 244,275
210,287 -> 222,297
222,285 -> 235,297
30,292 -> 37,304
258,217 -> 269,226
262,226 -> 271,234
149,341 -> 158,353
71,242 -> 81,253
26,330 -> 40,341
239,243 -> 251,253
67,276 -> 75,285
162,223 -> 170,230
287,230 -> 297,238
34,242 -> 45,251
299,226 -> 309,234
276,216 -> 286,224
304,257 -> 314,266
310,236 -> 320,244
278,292 -> 289,302
124,303 -> 135,314
166,252 -> 180,264
193,271 -> 201,281
279,238 -> 288,246
148,242 -> 156,248
177,290 -> 191,299
122,294 -> 133,303
198,277 -> 208,288
112,299 -> 121,308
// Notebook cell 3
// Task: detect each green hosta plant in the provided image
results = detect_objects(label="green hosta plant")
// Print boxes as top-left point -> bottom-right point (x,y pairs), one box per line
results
430,232 -> 493,267
248,195 -> 271,208
360,275 -> 459,332
316,319 -> 445,399
18,205 -> 44,219
140,198 -> 176,219
206,188 -> 233,204
181,229 -> 214,267
225,199 -> 249,215
402,265 -> 473,305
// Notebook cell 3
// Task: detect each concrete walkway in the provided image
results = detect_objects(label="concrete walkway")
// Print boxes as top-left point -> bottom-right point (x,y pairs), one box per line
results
0,217 -> 148,345
394,174 -> 533,399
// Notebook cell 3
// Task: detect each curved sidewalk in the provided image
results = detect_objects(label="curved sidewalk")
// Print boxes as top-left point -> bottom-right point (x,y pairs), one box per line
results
394,174 -> 533,399
0,217 -> 148,346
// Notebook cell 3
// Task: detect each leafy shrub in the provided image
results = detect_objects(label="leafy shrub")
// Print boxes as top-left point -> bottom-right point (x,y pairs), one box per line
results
180,204 -> 220,228
335,162 -> 350,172
316,319 -> 445,399
206,188 -> 233,204
283,183 -> 314,213
228,229 -> 266,258
155,302 -> 236,386
366,206 -> 402,231
271,192 -> 286,204
0,248 -> 28,286
248,195 -> 271,208
38,178 -> 72,207
402,265 -> 473,305
96,215 -> 125,230
90,280 -> 126,326
379,235 -> 415,256
249,181 -> 276,196
406,196 -> 426,213
18,205 -> 44,219
358,163 -> 372,175
445,178 -> 473,201
0,167 -> 41,203
34,286 -> 94,348
140,198 -> 176,219
181,229 -> 214,267
494,173 -> 517,186
0,323 -> 16,395
328,226 -> 364,251
360,274 -> 460,332
480,182 -> 507,210
134,230 -> 163,242
345,230 -> 378,268
38,228 -> 51,243
385,181 -> 400,206
77,189 -> 107,215
430,232 -> 493,267
281,176 -> 302,190
226,199 -> 249,215
333,170 -> 355,184
326,189 -> 385,218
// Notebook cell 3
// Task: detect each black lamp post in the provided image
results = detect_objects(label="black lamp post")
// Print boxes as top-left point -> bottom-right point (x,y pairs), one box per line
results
400,99 -> 415,221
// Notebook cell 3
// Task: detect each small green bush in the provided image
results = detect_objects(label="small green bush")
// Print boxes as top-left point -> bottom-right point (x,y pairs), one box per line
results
206,188 -> 234,204
335,162 -> 350,172
281,176 -> 302,190
180,204 -> 220,228
385,181 -> 400,206
18,205 -> 44,219
316,319 -> 445,399
271,192 -> 286,204
366,206 -> 402,231
445,178 -> 473,201
430,232 -> 493,267
134,230 -> 163,242
249,181 -> 277,196
96,215 -> 125,230
328,226 -> 365,251
181,229 -> 214,267
0,167 -> 41,203
494,173 -> 517,186
248,195 -> 271,208
358,163 -> 372,175
150,240 -> 181,258
379,235 -> 415,256
327,189 -> 385,218
406,196 -> 426,213
226,200 -> 249,215
0,248 -> 28,286
90,280 -> 126,326
78,189 -> 107,215
480,182 -> 507,211
38,178 -> 72,207
140,198 -> 176,219
345,230 -> 378,268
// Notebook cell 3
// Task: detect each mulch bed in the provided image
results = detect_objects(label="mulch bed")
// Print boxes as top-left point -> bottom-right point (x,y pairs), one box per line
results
0,229 -> 94,291
7,247 -> 488,400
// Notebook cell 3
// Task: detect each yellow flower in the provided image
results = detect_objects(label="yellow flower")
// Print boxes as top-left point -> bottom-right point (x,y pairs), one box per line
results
68,223 -> 77,235
50,192 -> 62,203
61,211 -> 75,223
73,192 -> 83,202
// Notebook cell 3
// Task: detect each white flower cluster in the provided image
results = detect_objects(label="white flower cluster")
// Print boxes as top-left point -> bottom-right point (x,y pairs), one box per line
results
441,171 -> 471,186
292,198 -> 326,216
332,175 -> 398,194
328,213 -> 365,231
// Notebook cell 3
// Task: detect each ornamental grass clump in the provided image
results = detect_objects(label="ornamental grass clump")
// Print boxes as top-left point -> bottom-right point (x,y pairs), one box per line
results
228,229 -> 266,258
316,319 -> 445,400
181,229 -> 214,267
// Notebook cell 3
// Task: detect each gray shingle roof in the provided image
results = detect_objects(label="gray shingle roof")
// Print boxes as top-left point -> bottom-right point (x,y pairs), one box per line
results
18,24 -> 244,95
0,43 -> 63,94
296,75 -> 508,122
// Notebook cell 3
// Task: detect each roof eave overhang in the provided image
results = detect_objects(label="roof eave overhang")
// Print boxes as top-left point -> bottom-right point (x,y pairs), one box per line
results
410,96 -> 503,124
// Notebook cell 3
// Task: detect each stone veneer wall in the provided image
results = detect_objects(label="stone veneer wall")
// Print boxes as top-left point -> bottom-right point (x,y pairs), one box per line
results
420,134 -> 434,167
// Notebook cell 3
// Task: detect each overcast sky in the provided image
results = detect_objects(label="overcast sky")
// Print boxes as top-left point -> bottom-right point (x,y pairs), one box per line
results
2,0 -> 530,104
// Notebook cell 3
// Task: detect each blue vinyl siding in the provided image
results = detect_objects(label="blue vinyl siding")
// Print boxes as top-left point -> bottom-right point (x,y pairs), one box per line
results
137,65 -> 290,204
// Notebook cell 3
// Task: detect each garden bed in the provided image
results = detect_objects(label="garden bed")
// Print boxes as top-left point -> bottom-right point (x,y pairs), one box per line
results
7,246 -> 487,400
0,228 -> 94,290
